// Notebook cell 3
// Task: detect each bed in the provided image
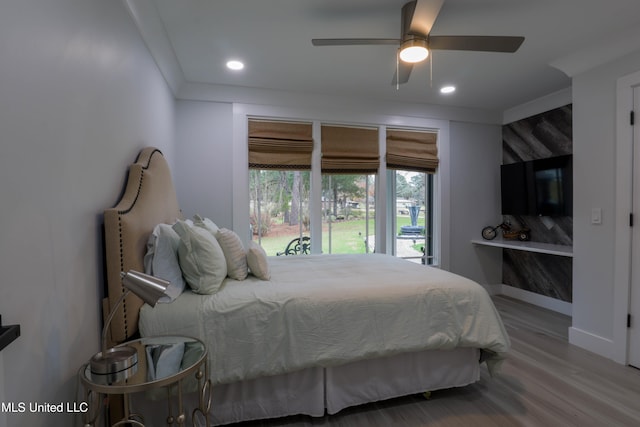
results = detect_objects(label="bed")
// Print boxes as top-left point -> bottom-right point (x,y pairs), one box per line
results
102,147 -> 510,425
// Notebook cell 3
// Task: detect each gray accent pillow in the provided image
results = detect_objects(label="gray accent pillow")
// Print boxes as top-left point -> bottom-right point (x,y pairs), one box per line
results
143,223 -> 186,303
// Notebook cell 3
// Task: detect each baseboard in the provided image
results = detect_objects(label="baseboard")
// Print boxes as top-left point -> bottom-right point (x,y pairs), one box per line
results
497,285 -> 618,362
568,326 -> 616,361
499,285 -> 572,316
483,283 -> 503,296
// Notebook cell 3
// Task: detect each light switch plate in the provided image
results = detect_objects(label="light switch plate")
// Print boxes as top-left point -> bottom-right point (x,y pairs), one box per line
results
591,208 -> 602,225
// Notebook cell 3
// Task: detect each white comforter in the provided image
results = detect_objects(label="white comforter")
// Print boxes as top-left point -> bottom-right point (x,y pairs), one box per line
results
140,254 -> 510,385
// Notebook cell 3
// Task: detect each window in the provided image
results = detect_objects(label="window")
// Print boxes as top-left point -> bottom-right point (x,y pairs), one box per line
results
321,124 -> 379,254
392,171 -> 434,264
247,119 -> 439,261
386,128 -> 438,264
250,170 -> 310,256
248,119 -> 313,256
321,174 -> 375,254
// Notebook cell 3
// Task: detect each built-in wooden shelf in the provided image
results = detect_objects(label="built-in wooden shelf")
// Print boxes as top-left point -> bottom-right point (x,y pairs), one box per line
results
471,238 -> 573,257
0,315 -> 20,352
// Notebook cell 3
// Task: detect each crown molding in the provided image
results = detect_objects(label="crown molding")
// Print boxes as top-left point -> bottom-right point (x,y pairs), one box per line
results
550,24 -> 640,77
123,0 -> 185,95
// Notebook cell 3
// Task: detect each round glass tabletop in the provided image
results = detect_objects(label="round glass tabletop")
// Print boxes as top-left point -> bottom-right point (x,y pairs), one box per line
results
81,335 -> 206,394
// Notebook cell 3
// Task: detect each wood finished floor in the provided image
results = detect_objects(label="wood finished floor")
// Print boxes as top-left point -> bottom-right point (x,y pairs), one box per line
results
232,295 -> 640,427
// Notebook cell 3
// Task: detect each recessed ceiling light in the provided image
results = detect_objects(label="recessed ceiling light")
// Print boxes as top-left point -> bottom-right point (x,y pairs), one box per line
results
440,85 -> 456,94
226,60 -> 244,71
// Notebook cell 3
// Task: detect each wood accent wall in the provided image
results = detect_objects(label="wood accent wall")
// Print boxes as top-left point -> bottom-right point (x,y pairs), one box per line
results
502,105 -> 573,302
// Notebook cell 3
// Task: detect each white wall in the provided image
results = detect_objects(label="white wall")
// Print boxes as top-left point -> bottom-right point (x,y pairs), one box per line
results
0,1 -> 175,426
174,100 -> 234,227
448,121 -> 503,285
172,97 -> 503,280
570,49 -> 640,360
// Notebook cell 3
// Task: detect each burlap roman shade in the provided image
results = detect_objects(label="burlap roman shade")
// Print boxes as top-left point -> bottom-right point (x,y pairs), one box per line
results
248,119 -> 314,169
386,128 -> 438,173
321,125 -> 379,174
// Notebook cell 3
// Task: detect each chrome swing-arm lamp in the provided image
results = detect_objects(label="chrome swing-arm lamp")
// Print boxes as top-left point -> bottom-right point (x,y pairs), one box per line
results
90,270 -> 169,376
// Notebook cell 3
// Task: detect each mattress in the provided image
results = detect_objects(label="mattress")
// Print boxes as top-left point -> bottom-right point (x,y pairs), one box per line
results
139,253 -> 510,385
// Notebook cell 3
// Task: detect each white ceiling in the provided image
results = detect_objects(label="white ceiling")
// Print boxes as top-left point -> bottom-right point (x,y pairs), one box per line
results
138,0 -> 640,112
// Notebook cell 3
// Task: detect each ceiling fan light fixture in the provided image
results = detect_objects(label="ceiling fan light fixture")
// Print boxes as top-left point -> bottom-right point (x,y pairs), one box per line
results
399,39 -> 429,63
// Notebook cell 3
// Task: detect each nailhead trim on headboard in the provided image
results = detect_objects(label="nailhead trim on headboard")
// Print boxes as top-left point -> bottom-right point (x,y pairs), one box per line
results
118,153 -> 153,340
118,167 -> 149,339
103,147 -> 182,344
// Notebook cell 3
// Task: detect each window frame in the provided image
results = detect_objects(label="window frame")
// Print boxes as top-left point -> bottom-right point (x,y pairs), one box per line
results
234,106 -> 449,268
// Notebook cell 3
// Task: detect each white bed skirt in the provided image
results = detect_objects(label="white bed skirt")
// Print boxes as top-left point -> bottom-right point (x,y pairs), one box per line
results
131,347 -> 480,426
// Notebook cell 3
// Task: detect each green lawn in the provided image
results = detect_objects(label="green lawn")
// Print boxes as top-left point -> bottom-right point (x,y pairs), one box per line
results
256,214 -> 425,256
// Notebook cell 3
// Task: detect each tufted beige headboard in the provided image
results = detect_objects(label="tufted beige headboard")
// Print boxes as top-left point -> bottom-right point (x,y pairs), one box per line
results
103,147 -> 182,344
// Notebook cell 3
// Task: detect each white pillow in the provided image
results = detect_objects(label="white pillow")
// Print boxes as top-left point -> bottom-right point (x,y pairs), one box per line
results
215,228 -> 248,280
143,223 -> 186,303
193,214 -> 219,235
173,220 -> 227,294
246,241 -> 271,280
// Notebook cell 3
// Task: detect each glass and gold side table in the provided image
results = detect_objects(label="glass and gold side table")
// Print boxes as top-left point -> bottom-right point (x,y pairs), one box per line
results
79,335 -> 211,426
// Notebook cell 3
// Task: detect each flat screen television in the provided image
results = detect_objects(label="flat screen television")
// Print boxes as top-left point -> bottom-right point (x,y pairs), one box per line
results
501,155 -> 572,216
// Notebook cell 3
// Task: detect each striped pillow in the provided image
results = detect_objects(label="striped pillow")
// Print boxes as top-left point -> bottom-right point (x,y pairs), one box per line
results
216,228 -> 248,280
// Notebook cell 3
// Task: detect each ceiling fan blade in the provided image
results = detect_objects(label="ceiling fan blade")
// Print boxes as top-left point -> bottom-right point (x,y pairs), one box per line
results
312,38 -> 400,46
429,35 -> 525,52
408,0 -> 445,36
392,61 -> 414,86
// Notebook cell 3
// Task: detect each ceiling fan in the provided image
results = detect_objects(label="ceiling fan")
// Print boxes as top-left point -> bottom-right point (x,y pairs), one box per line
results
311,0 -> 524,85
